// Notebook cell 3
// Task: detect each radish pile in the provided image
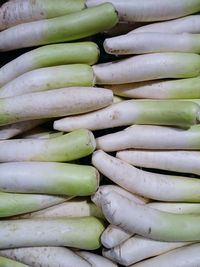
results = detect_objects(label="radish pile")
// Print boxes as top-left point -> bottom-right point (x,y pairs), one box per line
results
1,0 -> 200,266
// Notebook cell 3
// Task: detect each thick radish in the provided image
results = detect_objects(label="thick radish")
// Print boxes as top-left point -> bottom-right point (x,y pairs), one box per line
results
0,119 -> 46,140
101,224 -> 133,249
76,251 -> 117,267
0,256 -> 30,267
132,15 -> 200,34
101,191 -> 200,242
0,192 -> 68,218
0,162 -> 99,196
0,0 -> 85,30
0,247 -> 91,267
0,217 -> 104,249
0,42 -> 99,87
16,198 -> 104,220
104,33 -> 200,55
0,64 -> 95,98
86,0 -> 200,22
117,150 -> 200,175
54,100 -> 200,131
103,235 -> 191,266
93,53 -> 200,84
92,185 -> 148,208
107,76 -> 200,99
131,243 -> 200,267
0,3 -> 118,51
0,129 -> 96,162
92,150 -> 200,202
0,87 -> 113,126
97,125 -> 200,151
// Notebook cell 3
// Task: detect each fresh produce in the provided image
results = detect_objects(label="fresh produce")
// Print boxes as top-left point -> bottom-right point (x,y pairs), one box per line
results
0,64 -> 95,97
0,191 -> 68,218
0,87 -> 113,126
86,0 -> 200,22
0,42 -> 99,87
54,100 -> 200,131
0,162 -> 99,196
104,33 -> 200,55
101,191 -> 200,242
0,247 -> 91,267
96,125 -> 200,151
0,129 -> 96,162
0,217 -> 105,249
92,150 -> 200,202
0,256 -> 30,267
106,76 -> 200,99
0,3 -> 118,51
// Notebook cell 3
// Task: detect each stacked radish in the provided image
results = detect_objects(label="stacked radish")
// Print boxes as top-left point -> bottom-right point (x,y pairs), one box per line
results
0,1 -> 119,266
1,0 -> 200,266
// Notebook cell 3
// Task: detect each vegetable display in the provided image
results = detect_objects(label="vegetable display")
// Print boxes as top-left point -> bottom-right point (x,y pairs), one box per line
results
1,1 -> 200,266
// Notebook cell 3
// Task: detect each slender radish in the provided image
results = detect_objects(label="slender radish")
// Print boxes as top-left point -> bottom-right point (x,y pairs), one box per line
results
86,0 -> 200,22
101,224 -> 133,249
97,125 -> 200,151
117,150 -> 200,175
0,42 -> 99,87
107,76 -> 200,99
0,119 -> 46,140
131,15 -> 200,34
0,256 -> 30,267
0,64 -> 95,98
101,191 -> 200,241
0,247 -> 91,267
92,150 -> 200,202
54,100 -> 200,131
103,235 -> 191,266
93,53 -> 200,84
0,0 -> 85,30
0,191 -> 68,218
0,87 -> 113,126
0,3 -> 118,51
104,32 -> 200,55
131,243 -> 200,267
0,162 -> 99,196
16,198 -> 104,220
76,251 -> 117,267
0,129 -> 96,162
0,217 -> 105,249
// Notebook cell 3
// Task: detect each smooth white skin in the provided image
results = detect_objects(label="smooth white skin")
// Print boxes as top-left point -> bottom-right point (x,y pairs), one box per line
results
92,150 -> 200,202
104,32 -> 200,55
21,128 -> 64,139
103,235 -> 190,266
117,150 -> 200,175
131,15 -> 200,34
86,0 -> 200,22
91,185 -> 148,208
96,125 -> 198,151
0,119 -> 46,140
1,87 -> 113,126
101,224 -> 133,249
93,53 -> 200,84
54,100 -> 140,131
0,247 -> 91,267
0,65 -> 95,98
0,19 -> 48,51
76,251 -> 117,267
131,243 -> 200,267
148,202 -> 200,214
17,198 -> 104,219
